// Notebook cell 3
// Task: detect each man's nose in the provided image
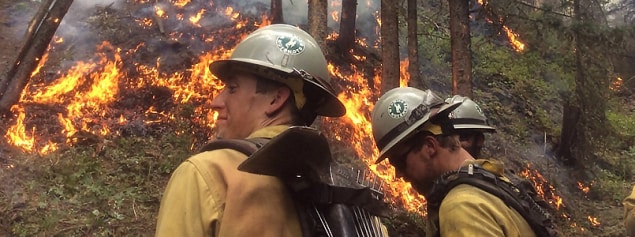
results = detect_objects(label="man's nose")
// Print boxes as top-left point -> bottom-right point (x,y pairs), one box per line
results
210,89 -> 227,109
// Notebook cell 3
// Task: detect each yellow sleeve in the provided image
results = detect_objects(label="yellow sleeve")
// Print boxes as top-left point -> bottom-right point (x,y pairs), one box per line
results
438,185 -> 509,237
155,161 -> 221,237
624,186 -> 635,237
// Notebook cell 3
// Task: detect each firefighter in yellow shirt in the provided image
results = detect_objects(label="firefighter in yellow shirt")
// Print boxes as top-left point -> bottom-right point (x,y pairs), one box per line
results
370,88 -> 537,237
624,185 -> 635,236
445,95 -> 496,158
155,24 -> 346,237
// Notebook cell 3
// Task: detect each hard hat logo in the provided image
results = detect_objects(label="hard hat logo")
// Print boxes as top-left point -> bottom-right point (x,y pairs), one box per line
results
388,99 -> 408,119
474,104 -> 484,117
276,34 -> 305,55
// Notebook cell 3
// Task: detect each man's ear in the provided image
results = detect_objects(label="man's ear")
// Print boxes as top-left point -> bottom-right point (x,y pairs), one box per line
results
265,86 -> 292,115
423,135 -> 439,158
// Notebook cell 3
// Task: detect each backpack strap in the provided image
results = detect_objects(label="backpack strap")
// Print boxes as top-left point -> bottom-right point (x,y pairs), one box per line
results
427,164 -> 560,237
198,137 -> 270,156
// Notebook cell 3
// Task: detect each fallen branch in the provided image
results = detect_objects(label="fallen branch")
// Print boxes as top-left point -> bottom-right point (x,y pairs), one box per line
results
0,0 -> 75,113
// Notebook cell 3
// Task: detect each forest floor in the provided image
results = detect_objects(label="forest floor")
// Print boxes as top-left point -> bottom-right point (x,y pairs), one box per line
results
0,0 -> 632,236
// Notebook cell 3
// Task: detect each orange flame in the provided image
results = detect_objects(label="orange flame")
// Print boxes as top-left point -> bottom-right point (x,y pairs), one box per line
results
4,106 -> 35,152
326,62 -> 427,214
587,216 -> 600,226
519,164 -> 563,210
502,25 -> 525,52
189,9 -> 206,27
610,76 -> 623,91
399,58 -> 410,87
577,181 -> 591,194
331,11 -> 339,22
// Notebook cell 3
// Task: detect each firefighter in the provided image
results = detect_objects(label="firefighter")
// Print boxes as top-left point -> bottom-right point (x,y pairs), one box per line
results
624,186 -> 635,236
370,87 -> 538,236
445,95 -> 496,158
155,24 -> 346,237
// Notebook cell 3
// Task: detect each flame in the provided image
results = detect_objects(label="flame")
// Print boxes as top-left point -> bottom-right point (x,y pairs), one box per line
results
502,25 -> 525,52
519,164 -> 564,210
173,0 -> 191,8
331,11 -> 339,22
5,1 -> 270,154
0,0 -> 536,219
326,63 -> 427,214
577,181 -> 591,194
155,5 -> 166,18
610,76 -> 623,91
189,9 -> 206,27
587,216 -> 600,226
399,58 -> 410,87
476,0 -> 525,52
4,106 -> 35,152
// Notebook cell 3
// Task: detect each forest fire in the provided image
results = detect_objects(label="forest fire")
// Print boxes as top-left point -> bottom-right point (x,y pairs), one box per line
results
610,76 -> 623,91
2,0 -> 552,219
477,0 -> 526,52
519,164 -> 564,210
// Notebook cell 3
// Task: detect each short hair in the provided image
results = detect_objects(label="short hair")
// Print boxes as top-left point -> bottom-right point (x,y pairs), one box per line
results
408,130 -> 461,153
253,75 -> 304,126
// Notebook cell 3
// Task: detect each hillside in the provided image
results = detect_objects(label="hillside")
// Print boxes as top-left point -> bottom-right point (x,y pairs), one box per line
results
1,0 -> 635,236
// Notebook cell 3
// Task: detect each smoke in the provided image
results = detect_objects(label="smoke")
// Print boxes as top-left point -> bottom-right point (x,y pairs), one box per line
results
244,0 -> 381,41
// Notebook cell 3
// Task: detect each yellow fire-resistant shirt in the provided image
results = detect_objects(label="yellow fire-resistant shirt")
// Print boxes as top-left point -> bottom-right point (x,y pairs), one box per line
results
623,185 -> 635,236
426,159 -> 537,237
155,125 -> 302,237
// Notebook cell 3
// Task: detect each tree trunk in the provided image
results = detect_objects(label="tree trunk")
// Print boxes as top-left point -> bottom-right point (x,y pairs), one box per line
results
448,0 -> 472,97
407,0 -> 424,89
271,0 -> 284,24
557,97 -> 580,166
0,0 -> 74,113
337,0 -> 357,52
380,0 -> 400,94
0,0 -> 54,95
308,0 -> 328,53
307,0 -> 328,128
558,0 -> 610,171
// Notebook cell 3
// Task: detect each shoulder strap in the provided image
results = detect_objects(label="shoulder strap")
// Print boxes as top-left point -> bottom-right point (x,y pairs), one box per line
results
198,137 -> 270,156
427,164 -> 560,237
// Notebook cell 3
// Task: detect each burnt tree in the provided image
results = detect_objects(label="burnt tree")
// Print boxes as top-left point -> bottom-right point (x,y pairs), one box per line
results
448,0 -> 473,97
407,0 -> 424,89
558,0 -> 611,170
0,0 -> 74,113
336,0 -> 358,52
381,0 -> 400,93
271,0 -> 284,24
308,0 -> 328,53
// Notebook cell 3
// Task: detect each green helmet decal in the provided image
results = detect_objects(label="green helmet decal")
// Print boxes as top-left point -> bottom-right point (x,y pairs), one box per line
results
209,24 -> 346,119
388,99 -> 408,119
371,87 -> 463,163
276,34 -> 306,55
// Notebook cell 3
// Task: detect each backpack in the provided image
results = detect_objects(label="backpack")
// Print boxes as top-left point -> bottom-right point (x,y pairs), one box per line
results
199,126 -> 389,237
426,163 -> 560,237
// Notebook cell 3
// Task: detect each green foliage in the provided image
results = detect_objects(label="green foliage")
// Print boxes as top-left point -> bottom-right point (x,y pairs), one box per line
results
1,132 -> 193,236
607,109 -> 635,137
590,168 -> 632,201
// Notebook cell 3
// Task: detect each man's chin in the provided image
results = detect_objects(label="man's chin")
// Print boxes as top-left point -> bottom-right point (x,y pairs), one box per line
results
412,183 -> 432,196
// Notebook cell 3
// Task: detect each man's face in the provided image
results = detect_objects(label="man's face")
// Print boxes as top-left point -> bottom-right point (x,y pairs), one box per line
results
210,72 -> 275,139
388,136 -> 440,195
458,131 -> 485,158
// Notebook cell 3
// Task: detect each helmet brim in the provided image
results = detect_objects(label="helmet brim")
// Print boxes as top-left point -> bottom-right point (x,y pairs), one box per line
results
375,101 -> 462,164
210,59 -> 346,117
453,124 -> 496,132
